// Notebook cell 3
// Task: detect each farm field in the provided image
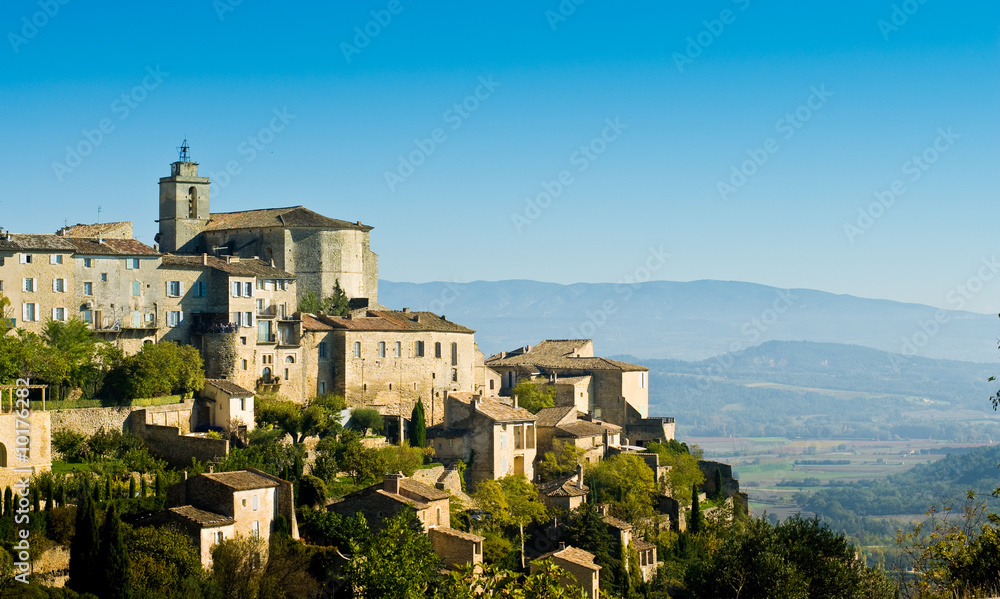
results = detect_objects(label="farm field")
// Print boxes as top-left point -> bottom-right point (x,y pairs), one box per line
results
682,436 -> 995,519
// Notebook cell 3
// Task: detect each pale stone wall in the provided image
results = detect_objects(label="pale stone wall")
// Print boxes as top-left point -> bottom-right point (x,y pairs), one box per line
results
621,370 -> 648,419
232,486 -> 277,545
198,523 -> 235,568
429,528 -> 483,569
50,401 -> 194,439
2,249 -> 75,335
77,254 -> 161,336
0,411 -> 51,489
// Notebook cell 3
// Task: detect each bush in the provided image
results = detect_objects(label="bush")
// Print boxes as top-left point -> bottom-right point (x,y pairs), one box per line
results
298,475 -> 327,508
378,444 -> 432,477
349,408 -> 383,435
53,430 -> 88,461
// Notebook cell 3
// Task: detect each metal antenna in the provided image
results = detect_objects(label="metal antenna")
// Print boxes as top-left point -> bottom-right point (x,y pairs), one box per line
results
178,138 -> 190,162
97,205 -> 102,223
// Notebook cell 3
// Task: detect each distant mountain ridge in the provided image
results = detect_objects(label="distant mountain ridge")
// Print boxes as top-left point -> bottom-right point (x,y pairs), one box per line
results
379,279 -> 999,363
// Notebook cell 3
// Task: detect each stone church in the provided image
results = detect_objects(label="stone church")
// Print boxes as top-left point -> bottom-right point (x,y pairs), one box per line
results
155,145 -> 379,305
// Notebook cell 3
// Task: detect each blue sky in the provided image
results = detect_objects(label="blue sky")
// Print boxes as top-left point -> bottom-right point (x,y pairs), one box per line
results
2,1 -> 998,312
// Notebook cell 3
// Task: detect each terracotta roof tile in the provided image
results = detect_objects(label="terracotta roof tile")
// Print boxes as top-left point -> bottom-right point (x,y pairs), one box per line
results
602,514 -> 633,531
203,206 -> 371,232
169,505 -> 234,528
7,234 -> 76,251
311,310 -> 473,334
431,526 -> 485,542
486,340 -> 646,372
556,421 -> 617,438
201,470 -> 279,491
66,238 -> 159,256
161,254 -> 294,279
534,406 -> 577,428
205,379 -> 254,397
448,394 -> 536,423
56,221 -> 132,239
632,539 -> 656,551
399,478 -> 450,502
537,546 -> 601,570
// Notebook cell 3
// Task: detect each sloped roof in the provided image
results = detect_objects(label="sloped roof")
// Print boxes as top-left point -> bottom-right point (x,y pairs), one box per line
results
602,514 -> 633,531
399,478 -> 450,502
537,546 -> 601,570
555,420 -> 620,438
301,313 -> 335,332
161,254 -> 294,279
169,505 -> 234,528
309,310 -> 473,334
205,379 -> 254,397
201,470 -> 279,491
203,206 -> 372,232
553,375 -> 592,386
448,394 -> 536,423
431,526 -> 485,543
66,238 -> 159,257
538,475 -> 589,498
534,406 -> 578,429
486,340 -> 645,372
6,234 -> 76,251
56,221 -> 132,239
632,539 -> 656,551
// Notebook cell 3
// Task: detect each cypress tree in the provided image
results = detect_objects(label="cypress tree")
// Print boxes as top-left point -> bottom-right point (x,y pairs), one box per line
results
3,487 -> 12,517
31,486 -> 39,512
57,482 -> 67,508
129,476 -> 137,499
714,467 -> 724,500
44,477 -> 53,511
140,476 -> 147,498
105,476 -> 113,501
99,502 -> 133,599
690,484 -> 701,534
154,472 -> 163,497
93,478 -> 101,503
409,399 -> 427,448
69,493 -> 100,595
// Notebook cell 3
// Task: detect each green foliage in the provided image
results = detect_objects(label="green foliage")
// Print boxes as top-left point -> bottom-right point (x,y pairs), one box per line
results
690,484 -> 702,534
536,441 -> 587,482
297,475 -> 327,508
565,502 -> 622,593
409,398 -> 427,448
299,510 -> 369,549
297,280 -> 350,317
585,453 -> 656,525
68,491 -> 100,595
473,475 -> 548,569
342,512 -> 442,599
685,515 -> 896,599
378,443 -> 431,477
98,502 -> 134,599
256,394 -> 343,444
435,560 -> 585,599
349,407 -> 384,436
512,380 -> 555,414
104,342 -> 205,400
211,534 -> 267,599
647,441 -> 704,505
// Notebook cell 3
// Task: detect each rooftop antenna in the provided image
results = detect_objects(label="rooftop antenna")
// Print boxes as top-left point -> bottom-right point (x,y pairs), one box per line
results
97,205 -> 102,224
178,138 -> 190,162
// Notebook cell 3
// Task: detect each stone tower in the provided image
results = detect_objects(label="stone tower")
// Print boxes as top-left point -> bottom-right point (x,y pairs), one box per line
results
158,141 -> 210,253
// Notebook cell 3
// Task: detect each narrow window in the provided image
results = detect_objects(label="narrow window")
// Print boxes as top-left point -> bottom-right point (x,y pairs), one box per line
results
451,342 -> 458,366
83,258 -> 92,268
415,341 -> 424,357
19,254 -> 31,264
22,278 -> 34,292
100,273 -> 107,282
83,282 -> 93,296
354,341 -> 361,358
394,341 -> 401,357
132,281 -> 141,297
378,341 -> 386,358
53,278 -> 65,292
435,342 -> 442,358
50,254 -> 62,265
319,342 -> 328,359
318,381 -> 326,394
452,368 -> 458,382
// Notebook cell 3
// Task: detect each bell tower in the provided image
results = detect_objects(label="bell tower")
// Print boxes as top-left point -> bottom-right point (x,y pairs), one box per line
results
157,140 -> 210,253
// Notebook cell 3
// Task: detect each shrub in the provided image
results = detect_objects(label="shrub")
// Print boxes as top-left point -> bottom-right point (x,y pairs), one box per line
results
52,430 -> 88,461
349,408 -> 383,435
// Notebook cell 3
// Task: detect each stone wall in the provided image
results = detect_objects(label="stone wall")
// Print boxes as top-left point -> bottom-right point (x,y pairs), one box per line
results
698,460 -> 740,499
50,401 -> 193,438
137,424 -> 229,467
0,411 -> 51,489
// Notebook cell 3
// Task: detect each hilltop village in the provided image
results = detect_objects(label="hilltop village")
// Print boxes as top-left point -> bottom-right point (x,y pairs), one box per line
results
0,149 -> 749,598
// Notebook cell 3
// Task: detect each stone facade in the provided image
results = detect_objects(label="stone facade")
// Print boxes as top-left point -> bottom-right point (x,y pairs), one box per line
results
531,545 -> 601,599
201,379 -> 255,433
0,409 -> 51,490
429,527 -> 485,569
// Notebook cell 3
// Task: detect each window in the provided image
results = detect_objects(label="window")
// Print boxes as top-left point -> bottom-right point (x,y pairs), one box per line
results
244,282 -> 253,297
194,281 -> 206,297
378,341 -> 386,358
451,342 -> 458,366
166,281 -> 182,297
22,278 -> 35,292
19,254 -> 31,264
242,499 -> 247,507
50,254 -> 63,265
167,311 -> 182,327
252,521 -> 260,538
232,282 -> 240,297
215,531 -> 224,544
100,273 -> 107,282
354,341 -> 361,358
490,380 -> 495,390
285,355 -> 295,363
82,309 -> 92,323
83,258 -> 92,268
318,342 -> 328,359
22,303 -> 37,322
262,354 -> 273,364
388,383 -> 392,391
434,342 -> 442,358
640,372 -> 646,389
52,308 -> 65,321
125,258 -> 139,269
242,359 -> 248,370
318,381 -> 326,394
252,495 -> 259,511
240,398 -> 246,411
132,281 -> 141,297
244,311 -> 252,327
284,368 -> 289,380
415,341 -> 425,357
452,368 -> 458,382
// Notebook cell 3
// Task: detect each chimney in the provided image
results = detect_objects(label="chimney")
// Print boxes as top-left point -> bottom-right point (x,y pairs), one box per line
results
208,464 -> 214,474
356,220 -> 362,226
384,472 -> 404,494
558,542 -> 566,551
576,463 -> 584,489
182,471 -> 188,482
202,253 -> 208,265
596,504 -> 608,516
402,307 -> 410,314
471,396 -> 478,412
513,394 -> 518,410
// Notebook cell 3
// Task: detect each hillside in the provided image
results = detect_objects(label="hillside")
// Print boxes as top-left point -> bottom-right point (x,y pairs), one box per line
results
379,279 -> 999,363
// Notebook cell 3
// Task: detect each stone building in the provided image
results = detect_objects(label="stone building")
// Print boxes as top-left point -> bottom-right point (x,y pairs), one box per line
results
427,392 -> 537,487
200,379 -> 255,434
0,234 -> 79,334
487,340 -> 675,447
155,151 -> 378,305
164,468 -> 299,567
158,254 -> 302,399
300,309 -> 480,420
531,544 -> 601,599
537,464 -> 589,512
0,389 -> 51,489
533,405 -> 621,465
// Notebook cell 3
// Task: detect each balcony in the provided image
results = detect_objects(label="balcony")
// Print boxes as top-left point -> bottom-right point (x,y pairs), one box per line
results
256,304 -> 278,318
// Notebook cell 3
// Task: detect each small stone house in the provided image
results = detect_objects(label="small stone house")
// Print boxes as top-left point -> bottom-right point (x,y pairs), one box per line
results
200,378 -> 255,433
427,393 -> 537,486
534,405 -> 621,464
633,538 -> 658,583
532,544 -> 601,599
537,464 -> 589,512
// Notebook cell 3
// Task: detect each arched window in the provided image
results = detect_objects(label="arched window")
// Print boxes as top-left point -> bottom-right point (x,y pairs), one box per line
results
0,442 -> 7,467
284,355 -> 295,363
188,187 -> 198,218
262,367 -> 272,381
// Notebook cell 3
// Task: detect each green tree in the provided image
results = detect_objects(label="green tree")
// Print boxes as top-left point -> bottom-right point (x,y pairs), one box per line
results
349,408 -> 384,436
297,279 -> 350,317
99,501 -> 134,599
409,398 -> 427,448
378,444 -> 428,477
297,475 -> 327,508
647,440 -> 705,505
713,467 -> 724,501
536,441 -> 587,482
342,511 -> 442,599
127,525 -> 203,597
473,476 -> 548,569
690,484 -> 702,534
69,491 -> 100,595
210,534 -> 266,599
565,502 -> 621,593
105,341 -> 205,400
512,380 -> 556,413
256,394 -> 343,444
340,440 -> 388,485
586,453 -> 656,525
